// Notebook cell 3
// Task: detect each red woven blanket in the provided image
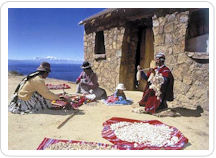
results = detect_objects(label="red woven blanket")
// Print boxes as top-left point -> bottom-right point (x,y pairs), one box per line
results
37,137 -> 118,150
51,95 -> 86,109
46,83 -> 71,90
102,117 -> 188,150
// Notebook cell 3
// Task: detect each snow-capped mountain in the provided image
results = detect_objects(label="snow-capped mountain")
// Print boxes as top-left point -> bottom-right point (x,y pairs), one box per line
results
32,56 -> 83,64
33,56 -> 58,61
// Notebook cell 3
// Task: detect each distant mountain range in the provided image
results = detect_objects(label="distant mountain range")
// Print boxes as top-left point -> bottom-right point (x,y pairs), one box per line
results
9,56 -> 83,64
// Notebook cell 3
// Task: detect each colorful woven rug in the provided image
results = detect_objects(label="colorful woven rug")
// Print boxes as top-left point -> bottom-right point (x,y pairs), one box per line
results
102,117 -> 188,150
102,96 -> 133,105
51,95 -> 86,110
37,137 -> 118,150
46,83 -> 71,90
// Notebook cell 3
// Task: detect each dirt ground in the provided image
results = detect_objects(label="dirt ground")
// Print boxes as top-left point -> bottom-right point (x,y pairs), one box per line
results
8,74 -> 209,150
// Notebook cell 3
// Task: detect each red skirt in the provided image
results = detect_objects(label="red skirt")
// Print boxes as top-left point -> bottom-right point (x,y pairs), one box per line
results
139,88 -> 161,114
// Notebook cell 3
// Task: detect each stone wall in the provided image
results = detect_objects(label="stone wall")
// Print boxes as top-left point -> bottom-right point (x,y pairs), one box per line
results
152,11 -> 209,110
84,27 -> 125,91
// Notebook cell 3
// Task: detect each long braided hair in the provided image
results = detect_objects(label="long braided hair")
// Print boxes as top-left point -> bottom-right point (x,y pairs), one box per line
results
14,71 -> 43,93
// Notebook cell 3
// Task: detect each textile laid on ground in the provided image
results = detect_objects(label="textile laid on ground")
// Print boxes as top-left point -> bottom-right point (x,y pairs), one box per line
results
46,83 -> 71,90
102,96 -> 133,105
102,117 -> 188,150
51,93 -> 95,110
37,137 -> 118,150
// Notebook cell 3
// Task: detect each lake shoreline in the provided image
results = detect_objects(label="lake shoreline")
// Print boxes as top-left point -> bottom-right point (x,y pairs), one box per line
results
8,61 -> 82,82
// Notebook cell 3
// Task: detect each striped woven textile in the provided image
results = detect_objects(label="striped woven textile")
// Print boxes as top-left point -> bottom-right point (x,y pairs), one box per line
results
46,83 -> 71,90
37,137 -> 118,150
102,117 -> 189,150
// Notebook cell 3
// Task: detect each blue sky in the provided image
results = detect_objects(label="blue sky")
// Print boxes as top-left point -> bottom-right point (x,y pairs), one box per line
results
8,8 -> 105,61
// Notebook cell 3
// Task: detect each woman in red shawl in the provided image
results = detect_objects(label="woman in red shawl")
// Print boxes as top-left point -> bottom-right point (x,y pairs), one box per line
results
138,52 -> 174,114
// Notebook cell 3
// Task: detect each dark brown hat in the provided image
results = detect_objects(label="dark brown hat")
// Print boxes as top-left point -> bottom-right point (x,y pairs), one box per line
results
37,62 -> 51,72
81,61 -> 91,69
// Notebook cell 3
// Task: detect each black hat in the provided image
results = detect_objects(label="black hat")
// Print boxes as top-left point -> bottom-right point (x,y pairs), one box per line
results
37,62 -> 51,72
81,61 -> 91,69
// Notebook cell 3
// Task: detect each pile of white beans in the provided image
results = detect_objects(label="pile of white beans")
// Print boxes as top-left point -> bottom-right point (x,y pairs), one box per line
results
110,121 -> 179,147
45,142 -> 117,150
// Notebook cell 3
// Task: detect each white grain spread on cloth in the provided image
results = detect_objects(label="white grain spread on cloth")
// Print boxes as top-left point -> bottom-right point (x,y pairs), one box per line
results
110,121 -> 179,147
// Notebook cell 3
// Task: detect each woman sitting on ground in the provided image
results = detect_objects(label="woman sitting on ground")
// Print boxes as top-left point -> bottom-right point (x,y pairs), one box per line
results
76,61 -> 107,100
9,62 -> 66,114
137,52 -> 174,114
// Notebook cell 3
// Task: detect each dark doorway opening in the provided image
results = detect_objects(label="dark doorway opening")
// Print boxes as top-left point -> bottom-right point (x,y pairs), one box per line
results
134,28 -> 145,90
134,26 -> 154,91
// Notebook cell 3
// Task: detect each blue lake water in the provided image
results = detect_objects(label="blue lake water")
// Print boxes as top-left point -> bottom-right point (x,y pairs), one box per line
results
8,60 -> 82,82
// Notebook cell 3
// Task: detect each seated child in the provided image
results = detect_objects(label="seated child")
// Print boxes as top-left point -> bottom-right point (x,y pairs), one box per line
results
113,83 -> 127,100
104,83 -> 132,105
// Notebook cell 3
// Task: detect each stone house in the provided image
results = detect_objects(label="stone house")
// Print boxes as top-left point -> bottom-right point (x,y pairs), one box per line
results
79,8 -> 209,110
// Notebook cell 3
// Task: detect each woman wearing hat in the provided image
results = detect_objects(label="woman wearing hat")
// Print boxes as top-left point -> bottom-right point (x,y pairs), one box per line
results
137,52 -> 174,114
76,61 -> 107,100
9,62 -> 64,114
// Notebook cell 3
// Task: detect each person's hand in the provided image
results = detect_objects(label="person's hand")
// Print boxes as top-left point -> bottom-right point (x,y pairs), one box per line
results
59,96 -> 69,102
137,65 -> 142,71
59,96 -> 66,101
75,80 -> 80,84
149,68 -> 155,75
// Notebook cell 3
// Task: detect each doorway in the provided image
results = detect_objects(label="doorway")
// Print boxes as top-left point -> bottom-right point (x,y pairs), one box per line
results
135,27 -> 154,91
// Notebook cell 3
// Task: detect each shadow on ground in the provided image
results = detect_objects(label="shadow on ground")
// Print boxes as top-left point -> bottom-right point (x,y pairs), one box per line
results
183,142 -> 192,149
154,106 -> 204,117
170,106 -> 204,117
33,109 -> 85,116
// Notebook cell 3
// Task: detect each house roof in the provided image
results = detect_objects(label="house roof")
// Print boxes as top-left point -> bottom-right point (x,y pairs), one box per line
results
79,8 -> 116,25
79,8 -> 157,25
80,8 -> 201,34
